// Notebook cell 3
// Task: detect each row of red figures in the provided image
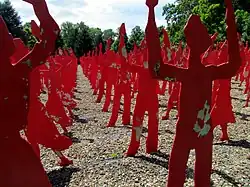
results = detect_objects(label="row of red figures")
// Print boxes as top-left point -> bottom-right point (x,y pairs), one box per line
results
79,0 -> 248,186
0,0 -> 78,186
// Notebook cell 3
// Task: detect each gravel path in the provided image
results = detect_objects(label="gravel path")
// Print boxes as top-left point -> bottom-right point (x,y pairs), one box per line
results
41,66 -> 250,187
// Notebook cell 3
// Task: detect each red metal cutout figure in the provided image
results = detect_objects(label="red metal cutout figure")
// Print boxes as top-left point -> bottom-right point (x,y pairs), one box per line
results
145,0 -> 241,186
0,0 -> 60,186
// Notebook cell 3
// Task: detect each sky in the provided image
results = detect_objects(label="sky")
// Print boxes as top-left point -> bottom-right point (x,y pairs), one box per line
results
2,0 -> 174,34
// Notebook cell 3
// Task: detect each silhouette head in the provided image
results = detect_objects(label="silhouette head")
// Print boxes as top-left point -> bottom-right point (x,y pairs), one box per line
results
107,38 -> 112,50
146,0 -> 158,8
162,28 -> 170,48
0,16 -> 15,58
120,23 -> 126,36
184,15 -> 212,56
31,20 -> 41,40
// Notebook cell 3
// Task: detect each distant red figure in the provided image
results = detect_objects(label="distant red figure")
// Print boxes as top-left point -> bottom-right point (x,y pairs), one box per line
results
162,81 -> 181,120
162,43 -> 184,120
107,23 -> 131,127
145,0 -> 241,187
126,41 -> 159,156
211,79 -> 235,141
96,39 -> 119,113
210,42 -> 236,142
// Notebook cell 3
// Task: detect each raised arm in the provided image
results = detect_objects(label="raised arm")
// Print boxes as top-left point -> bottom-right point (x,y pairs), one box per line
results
17,0 -> 60,70
145,0 -> 185,81
31,20 -> 41,41
208,0 -> 241,79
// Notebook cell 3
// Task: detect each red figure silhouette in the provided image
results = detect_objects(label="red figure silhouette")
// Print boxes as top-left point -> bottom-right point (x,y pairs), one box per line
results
45,59 -> 73,133
96,42 -> 107,103
160,29 -> 175,95
162,81 -> 181,120
90,49 -> 99,95
211,78 -> 235,141
107,23 -> 131,127
29,20 -> 73,134
96,39 -> 119,113
24,19 -> 73,166
206,41 -> 235,142
145,0 -> 241,186
26,63 -> 72,157
162,42 -> 184,120
126,40 -> 159,156
0,0 -> 61,186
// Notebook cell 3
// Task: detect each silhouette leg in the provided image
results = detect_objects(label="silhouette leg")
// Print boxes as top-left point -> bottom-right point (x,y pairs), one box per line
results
122,86 -> 131,125
167,134 -> 190,187
220,124 -> 229,141
107,86 -> 122,127
0,135 -> 52,187
160,81 -> 167,95
194,134 -> 213,187
54,150 -> 73,166
146,96 -> 159,153
162,99 -> 173,120
103,83 -> 112,112
126,95 -> 145,156
96,79 -> 105,103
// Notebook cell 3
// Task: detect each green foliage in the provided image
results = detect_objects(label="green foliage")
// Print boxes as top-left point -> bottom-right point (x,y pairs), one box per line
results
55,33 -> 65,51
128,26 -> 145,48
89,27 -> 105,54
235,9 -> 250,43
103,29 -> 117,41
61,21 -> 93,58
0,0 -> 27,43
162,0 -> 250,44
111,25 -> 131,52
23,22 -> 37,49
162,0 -> 199,44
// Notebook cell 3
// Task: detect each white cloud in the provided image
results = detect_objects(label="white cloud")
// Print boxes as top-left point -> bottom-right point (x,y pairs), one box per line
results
2,0 -> 174,34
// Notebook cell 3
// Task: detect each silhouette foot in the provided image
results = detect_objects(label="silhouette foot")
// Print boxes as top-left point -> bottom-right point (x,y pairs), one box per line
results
162,115 -> 169,120
102,108 -> 108,112
220,136 -> 229,142
58,156 -> 73,166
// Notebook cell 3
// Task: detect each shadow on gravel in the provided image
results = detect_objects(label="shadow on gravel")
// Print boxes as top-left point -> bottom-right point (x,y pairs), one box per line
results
234,112 -> 250,121
73,115 -> 89,123
135,154 -> 169,169
214,139 -> 250,149
135,153 -> 213,183
48,167 -> 81,187
74,90 -> 83,93
212,169 -> 241,186
82,138 -> 94,143
150,151 -> 169,160
164,129 -> 175,135
112,125 -> 148,133
73,107 -> 80,111
231,96 -> 246,102
232,87 -> 244,91
64,132 -> 81,143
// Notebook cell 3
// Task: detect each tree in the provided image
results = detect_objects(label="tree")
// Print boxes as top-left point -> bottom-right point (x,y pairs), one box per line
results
162,0 -> 250,44
128,26 -> 145,49
103,29 -> 117,41
235,9 -> 250,43
89,27 -> 105,54
162,0 -> 199,44
61,21 -> 93,58
0,0 -> 26,43
111,25 -> 132,53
